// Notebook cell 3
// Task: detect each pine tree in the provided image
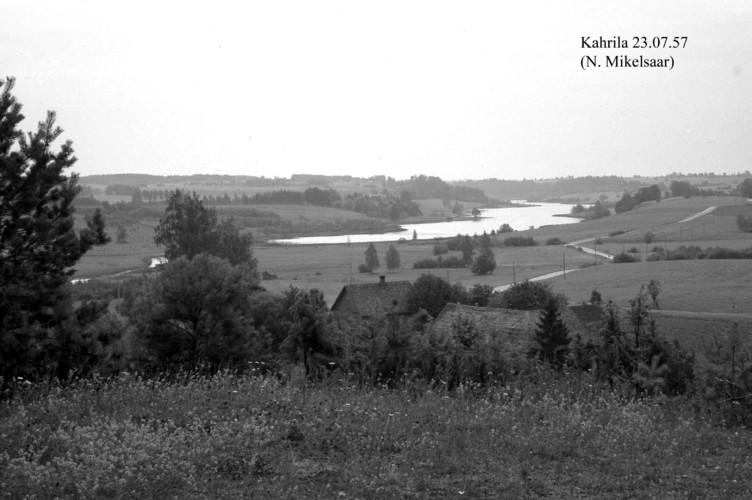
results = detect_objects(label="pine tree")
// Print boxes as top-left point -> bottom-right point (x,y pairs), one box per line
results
364,242 -> 380,271
528,299 -> 571,369
385,244 -> 400,272
0,77 -> 110,385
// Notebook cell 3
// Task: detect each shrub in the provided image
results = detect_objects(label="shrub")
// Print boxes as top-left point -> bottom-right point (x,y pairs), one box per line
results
703,247 -> 752,260
570,204 -> 586,214
609,230 -> 625,237
358,263 -> 372,273
446,234 -> 466,251
613,252 -> 639,263
545,237 -> 564,245
703,325 -> 752,424
433,242 -> 448,255
627,247 -> 640,253
440,255 -> 466,268
503,236 -> 538,247
737,214 -> 752,232
414,258 -> 438,269
489,280 -> 566,310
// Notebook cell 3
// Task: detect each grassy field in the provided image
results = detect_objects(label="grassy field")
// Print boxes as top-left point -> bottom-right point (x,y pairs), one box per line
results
15,188 -> 752,499
75,195 -> 752,314
3,371 -> 752,499
255,241 -> 597,304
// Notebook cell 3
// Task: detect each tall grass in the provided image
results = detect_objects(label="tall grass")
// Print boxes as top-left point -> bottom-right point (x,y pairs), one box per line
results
2,370 -> 751,498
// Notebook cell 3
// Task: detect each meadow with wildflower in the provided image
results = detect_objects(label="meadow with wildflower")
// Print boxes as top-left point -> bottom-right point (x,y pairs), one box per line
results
2,369 -> 752,499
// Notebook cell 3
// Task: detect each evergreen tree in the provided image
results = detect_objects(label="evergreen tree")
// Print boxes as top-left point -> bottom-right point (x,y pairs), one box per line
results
364,242 -> 380,271
528,299 -> 571,369
0,77 -> 110,386
385,244 -> 400,272
595,301 -> 635,387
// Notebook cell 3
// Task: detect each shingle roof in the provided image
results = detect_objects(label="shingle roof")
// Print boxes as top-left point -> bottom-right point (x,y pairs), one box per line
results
330,280 -> 414,317
432,303 -> 595,353
568,304 -> 608,335
432,303 -> 540,352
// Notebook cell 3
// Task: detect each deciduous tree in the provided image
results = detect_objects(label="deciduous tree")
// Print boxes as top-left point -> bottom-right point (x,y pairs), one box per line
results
738,178 -> 752,199
489,280 -> 566,310
136,254 -> 257,367
154,190 -> 254,266
364,242 -> 380,272
470,249 -> 496,275
406,274 -> 456,318
385,244 -> 400,272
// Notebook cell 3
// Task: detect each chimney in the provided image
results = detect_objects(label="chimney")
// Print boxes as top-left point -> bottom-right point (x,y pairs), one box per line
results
379,275 -> 386,285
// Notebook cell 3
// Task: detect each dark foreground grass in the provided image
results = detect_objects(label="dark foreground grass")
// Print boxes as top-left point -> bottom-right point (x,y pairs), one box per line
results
2,371 -> 751,499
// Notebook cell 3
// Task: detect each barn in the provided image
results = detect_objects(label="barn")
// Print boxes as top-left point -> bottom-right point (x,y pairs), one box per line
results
431,303 -> 604,354
330,276 -> 414,318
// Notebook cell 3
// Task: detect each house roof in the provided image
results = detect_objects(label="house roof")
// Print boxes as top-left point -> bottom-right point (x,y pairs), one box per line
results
330,280 -> 414,317
432,303 -> 540,353
432,303 -> 596,353
568,304 -> 608,334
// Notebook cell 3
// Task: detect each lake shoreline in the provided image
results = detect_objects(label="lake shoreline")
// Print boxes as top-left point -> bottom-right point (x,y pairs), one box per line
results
267,202 -> 583,245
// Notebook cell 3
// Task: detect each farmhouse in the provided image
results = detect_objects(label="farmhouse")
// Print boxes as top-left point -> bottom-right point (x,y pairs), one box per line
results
330,276 -> 414,318
568,304 -> 608,336
432,303 -> 603,354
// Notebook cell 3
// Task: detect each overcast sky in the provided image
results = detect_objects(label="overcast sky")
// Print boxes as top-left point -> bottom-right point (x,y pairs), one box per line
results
2,1 -> 751,180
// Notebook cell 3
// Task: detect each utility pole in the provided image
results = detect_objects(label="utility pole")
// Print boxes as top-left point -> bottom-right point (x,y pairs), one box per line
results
512,261 -> 516,284
562,252 -> 566,280
594,240 -> 598,267
349,263 -> 352,285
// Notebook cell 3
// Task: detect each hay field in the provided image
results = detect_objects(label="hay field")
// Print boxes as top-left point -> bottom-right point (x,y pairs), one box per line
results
256,241 -> 605,305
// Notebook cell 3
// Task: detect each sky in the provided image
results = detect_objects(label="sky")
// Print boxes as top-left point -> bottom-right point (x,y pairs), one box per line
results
2,1 -> 751,181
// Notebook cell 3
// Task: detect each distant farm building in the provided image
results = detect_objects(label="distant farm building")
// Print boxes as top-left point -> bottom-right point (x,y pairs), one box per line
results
330,276 -> 414,318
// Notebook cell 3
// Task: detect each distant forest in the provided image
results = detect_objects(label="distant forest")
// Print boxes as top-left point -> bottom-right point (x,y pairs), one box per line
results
455,174 -> 740,202
80,173 -> 743,209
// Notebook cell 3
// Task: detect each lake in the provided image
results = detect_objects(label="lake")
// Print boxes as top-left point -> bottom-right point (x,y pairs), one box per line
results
271,202 -> 582,245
